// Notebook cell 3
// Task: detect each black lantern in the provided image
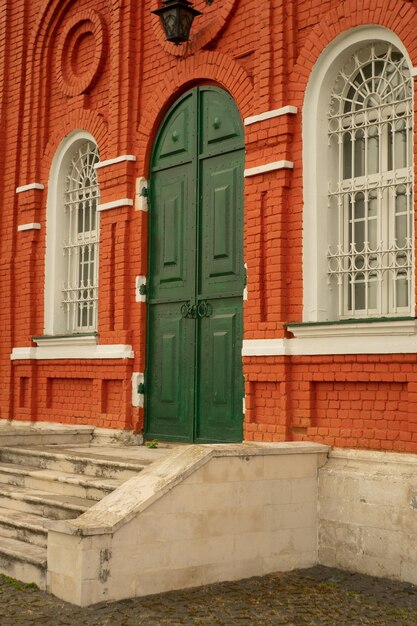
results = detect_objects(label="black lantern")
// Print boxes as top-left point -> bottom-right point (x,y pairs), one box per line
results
152,0 -> 202,45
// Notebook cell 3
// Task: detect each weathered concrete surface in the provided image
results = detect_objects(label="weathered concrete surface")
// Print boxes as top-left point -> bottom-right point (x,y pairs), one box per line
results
47,442 -> 328,606
0,438 -> 172,592
319,448 -> 417,585
0,420 -> 144,446
2,566 -> 417,625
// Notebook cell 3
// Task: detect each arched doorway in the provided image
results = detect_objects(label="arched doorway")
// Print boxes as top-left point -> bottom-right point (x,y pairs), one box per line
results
145,86 -> 245,442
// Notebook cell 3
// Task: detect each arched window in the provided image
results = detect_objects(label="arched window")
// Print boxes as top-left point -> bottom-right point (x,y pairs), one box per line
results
303,29 -> 414,323
45,132 -> 100,335
327,43 -> 413,318
63,141 -> 100,331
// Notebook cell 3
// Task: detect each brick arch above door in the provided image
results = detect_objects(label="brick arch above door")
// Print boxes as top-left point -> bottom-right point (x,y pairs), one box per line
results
135,52 -> 253,175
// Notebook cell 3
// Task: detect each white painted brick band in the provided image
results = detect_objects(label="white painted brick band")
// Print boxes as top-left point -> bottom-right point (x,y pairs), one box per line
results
94,155 -> 137,169
16,183 -> 44,193
97,198 -> 134,212
244,160 -> 294,177
11,344 -> 134,360
244,105 -> 298,126
17,223 -> 41,232
242,321 -> 417,356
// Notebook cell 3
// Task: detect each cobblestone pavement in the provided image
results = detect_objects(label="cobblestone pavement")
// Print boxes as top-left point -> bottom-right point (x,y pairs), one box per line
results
3,566 -> 417,625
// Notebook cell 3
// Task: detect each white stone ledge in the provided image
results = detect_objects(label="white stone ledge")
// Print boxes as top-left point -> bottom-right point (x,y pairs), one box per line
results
17,223 -> 41,232
11,343 -> 134,360
244,160 -> 294,177
244,105 -> 298,126
243,339 -> 286,356
16,182 -> 44,193
329,447 -> 417,468
94,155 -> 136,169
290,319 -> 417,338
47,441 -> 328,537
33,335 -> 98,348
242,323 -> 417,355
97,198 -> 133,212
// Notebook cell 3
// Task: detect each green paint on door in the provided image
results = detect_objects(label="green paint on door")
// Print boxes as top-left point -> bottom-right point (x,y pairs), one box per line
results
146,86 -> 244,443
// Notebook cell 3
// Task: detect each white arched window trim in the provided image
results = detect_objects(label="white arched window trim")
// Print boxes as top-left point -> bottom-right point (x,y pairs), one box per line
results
44,130 -> 99,337
302,26 -> 415,324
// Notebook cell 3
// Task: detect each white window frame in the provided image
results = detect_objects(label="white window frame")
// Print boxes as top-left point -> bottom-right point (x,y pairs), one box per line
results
44,130 -> 100,336
62,141 -> 100,332
302,26 -> 415,323
327,43 -> 413,319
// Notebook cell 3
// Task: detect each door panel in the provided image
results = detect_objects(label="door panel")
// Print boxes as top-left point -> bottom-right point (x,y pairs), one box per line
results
196,298 -> 243,442
150,165 -> 195,302
152,91 -> 197,170
200,152 -> 244,298
200,89 -> 244,158
146,303 -> 195,440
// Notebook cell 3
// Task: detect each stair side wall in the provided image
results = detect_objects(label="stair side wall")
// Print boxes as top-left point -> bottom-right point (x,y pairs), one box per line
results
318,449 -> 417,585
47,444 -> 327,606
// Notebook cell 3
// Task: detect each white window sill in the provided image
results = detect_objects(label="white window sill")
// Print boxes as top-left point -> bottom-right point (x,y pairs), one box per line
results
242,318 -> 417,356
11,336 -> 134,360
33,334 -> 98,347
287,318 -> 417,338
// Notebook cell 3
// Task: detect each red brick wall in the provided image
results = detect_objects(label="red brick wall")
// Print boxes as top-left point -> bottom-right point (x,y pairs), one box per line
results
243,355 -> 417,453
2,0 -> 417,448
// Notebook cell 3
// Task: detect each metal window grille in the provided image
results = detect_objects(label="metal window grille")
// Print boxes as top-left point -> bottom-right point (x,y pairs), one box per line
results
62,141 -> 100,332
327,43 -> 413,318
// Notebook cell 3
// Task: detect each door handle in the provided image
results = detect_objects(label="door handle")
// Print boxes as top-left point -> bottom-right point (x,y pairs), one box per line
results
197,301 -> 213,318
181,302 -> 197,319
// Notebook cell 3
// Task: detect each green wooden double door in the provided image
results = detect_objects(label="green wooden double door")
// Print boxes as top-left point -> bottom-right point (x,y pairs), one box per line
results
145,86 -> 245,443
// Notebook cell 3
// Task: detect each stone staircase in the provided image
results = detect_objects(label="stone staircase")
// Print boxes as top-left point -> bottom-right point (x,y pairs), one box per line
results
0,428 -> 169,590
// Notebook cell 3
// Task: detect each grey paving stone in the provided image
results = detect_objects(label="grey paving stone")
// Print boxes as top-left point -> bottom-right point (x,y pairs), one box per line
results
1,566 -> 417,625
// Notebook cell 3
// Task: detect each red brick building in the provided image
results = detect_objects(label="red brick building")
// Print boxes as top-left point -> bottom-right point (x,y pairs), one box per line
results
2,0 -> 417,450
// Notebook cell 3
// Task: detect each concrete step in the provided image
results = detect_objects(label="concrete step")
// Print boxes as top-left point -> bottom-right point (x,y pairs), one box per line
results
0,461 -> 122,501
0,440 -> 174,595
0,535 -> 46,589
0,446 -> 146,481
0,427 -> 93,447
0,507 -> 48,547
0,484 -> 93,520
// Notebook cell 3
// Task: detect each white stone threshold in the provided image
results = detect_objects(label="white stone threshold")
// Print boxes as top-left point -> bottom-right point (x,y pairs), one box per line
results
0,420 -> 142,446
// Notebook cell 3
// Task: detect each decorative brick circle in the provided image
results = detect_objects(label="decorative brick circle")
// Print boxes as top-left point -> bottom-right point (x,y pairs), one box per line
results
56,10 -> 108,97
150,0 -> 239,57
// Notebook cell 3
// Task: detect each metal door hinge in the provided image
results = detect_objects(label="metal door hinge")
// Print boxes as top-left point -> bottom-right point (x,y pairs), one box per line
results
132,372 -> 144,407
135,276 -> 147,302
138,382 -> 146,394
243,262 -> 248,301
135,177 -> 149,212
